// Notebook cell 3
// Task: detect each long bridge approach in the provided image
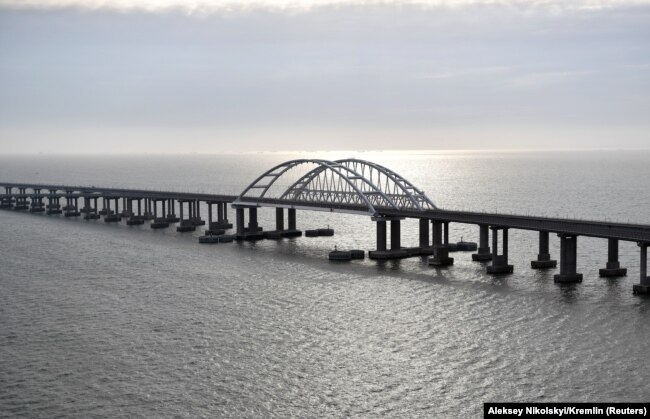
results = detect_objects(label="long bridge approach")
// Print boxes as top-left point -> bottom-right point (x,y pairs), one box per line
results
2,158 -> 649,295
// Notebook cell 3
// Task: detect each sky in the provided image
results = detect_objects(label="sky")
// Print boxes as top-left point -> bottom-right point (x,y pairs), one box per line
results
0,0 -> 649,153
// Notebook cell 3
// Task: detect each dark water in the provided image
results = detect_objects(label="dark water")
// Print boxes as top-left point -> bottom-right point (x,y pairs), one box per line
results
1,151 -> 649,418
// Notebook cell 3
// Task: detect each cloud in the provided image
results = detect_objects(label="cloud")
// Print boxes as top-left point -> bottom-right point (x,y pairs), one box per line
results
1,0 -> 649,14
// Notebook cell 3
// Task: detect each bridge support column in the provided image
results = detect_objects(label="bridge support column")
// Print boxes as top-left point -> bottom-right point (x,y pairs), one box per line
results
531,231 -> 557,269
46,195 -> 60,215
472,224 -> 492,261
443,221 -> 450,245
236,207 -> 245,235
176,200 -> 194,232
121,197 -> 131,217
376,219 -> 387,251
166,199 -> 179,222
191,200 -> 205,226
248,207 -> 259,232
151,199 -> 170,229
29,189 -> 44,212
143,198 -> 153,220
429,220 -> 454,266
276,208 -> 285,231
0,186 -> 12,208
104,198 -> 122,222
369,216 -> 407,259
554,234 -> 582,283
280,207 -> 302,237
222,203 -> 230,227
14,188 -> 28,210
288,208 -> 296,230
234,206 -> 264,240
390,219 -> 401,250
126,197 -> 144,225
632,243 -> 650,295
419,218 -> 429,248
85,197 -> 95,218
205,202 -> 232,230
206,201 -> 232,231
487,227 -> 513,274
599,239 -> 627,277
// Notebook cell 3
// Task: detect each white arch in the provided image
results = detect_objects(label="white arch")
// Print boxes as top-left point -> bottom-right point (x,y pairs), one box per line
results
234,158 -> 436,214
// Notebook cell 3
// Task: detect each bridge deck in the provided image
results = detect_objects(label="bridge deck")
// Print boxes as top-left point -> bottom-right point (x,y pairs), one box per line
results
2,183 -> 649,243
0,182 -> 237,202
237,197 -> 650,243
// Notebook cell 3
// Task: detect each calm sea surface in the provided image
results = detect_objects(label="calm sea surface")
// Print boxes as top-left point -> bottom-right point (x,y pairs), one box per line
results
1,151 -> 649,418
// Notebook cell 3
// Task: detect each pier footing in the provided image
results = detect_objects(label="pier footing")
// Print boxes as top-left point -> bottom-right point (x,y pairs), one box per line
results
531,259 -> 558,269
176,221 -> 195,232
281,229 -> 302,238
554,273 -> 583,283
599,265 -> 627,277
151,218 -> 170,229
209,221 -> 233,230
487,258 -> 514,274
472,249 -> 492,261
369,247 -> 429,260
235,232 -> 265,241
429,245 -> 454,266
633,282 -> 650,295
369,249 -> 409,260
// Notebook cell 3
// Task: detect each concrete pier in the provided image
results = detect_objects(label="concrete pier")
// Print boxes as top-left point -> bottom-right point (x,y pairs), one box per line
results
487,227 -> 513,274
419,218 -> 430,248
64,196 -> 81,217
531,231 -> 557,269
103,198 -> 122,222
429,220 -> 454,266
166,199 -> 180,222
126,198 -> 144,225
281,208 -> 302,238
376,218 -> 387,251
369,216 -> 408,259
46,194 -> 62,215
151,200 -> 170,229
276,207 -> 284,231
599,238 -> 627,277
472,224 -> 492,261
84,197 -> 100,219
29,190 -> 45,212
176,200 -> 195,232
263,207 -> 298,239
190,200 -> 205,226
554,234 -> 583,283
234,205 -> 264,240
235,207 -> 245,235
206,202 -> 232,230
120,196 -> 132,217
632,243 -> 650,295
142,198 -> 154,220
0,187 -> 12,208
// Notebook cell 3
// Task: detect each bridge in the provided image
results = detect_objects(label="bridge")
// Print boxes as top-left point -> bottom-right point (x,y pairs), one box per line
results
1,158 -> 649,295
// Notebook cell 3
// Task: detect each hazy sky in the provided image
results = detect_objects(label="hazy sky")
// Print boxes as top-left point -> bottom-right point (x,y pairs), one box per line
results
0,0 -> 649,153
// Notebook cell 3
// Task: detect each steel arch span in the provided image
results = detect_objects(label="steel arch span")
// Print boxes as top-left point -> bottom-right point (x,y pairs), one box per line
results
233,159 -> 437,215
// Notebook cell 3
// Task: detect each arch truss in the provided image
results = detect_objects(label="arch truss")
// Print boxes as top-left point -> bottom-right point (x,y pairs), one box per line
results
233,159 -> 437,215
